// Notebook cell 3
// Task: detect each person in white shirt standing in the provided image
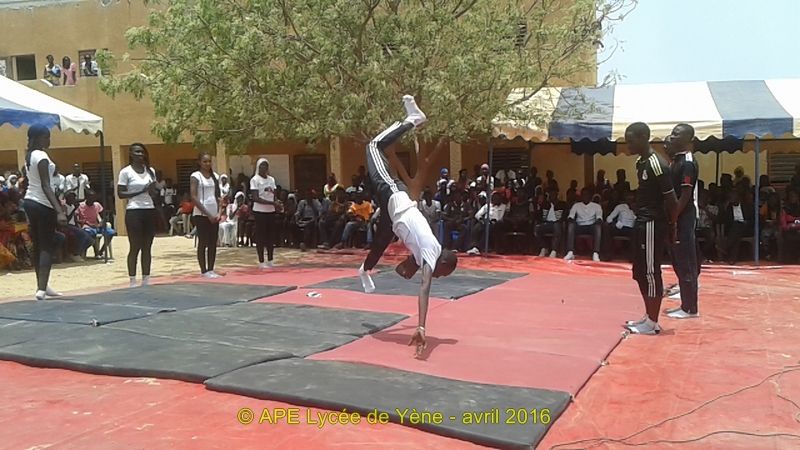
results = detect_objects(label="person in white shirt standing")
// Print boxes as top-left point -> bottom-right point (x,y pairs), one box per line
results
564,188 -> 604,262
65,164 -> 91,203
51,165 -> 66,200
118,143 -> 160,287
190,152 -> 224,278
250,158 -> 279,269
22,125 -> 67,300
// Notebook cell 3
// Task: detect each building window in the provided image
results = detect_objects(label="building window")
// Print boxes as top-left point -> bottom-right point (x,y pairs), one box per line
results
768,152 -> 800,189
2,55 -> 37,81
16,55 -> 36,80
78,49 -> 103,77
490,149 -> 530,175
176,159 -> 198,195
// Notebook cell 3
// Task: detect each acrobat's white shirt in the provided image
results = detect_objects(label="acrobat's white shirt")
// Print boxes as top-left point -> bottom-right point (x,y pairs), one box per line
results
388,191 -> 442,270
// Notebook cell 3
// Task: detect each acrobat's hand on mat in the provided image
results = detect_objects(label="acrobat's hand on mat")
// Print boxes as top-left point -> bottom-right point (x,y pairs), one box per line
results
395,256 -> 420,280
409,327 -> 427,358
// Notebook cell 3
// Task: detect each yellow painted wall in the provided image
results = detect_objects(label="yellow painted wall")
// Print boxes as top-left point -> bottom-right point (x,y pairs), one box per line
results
532,143 -> 585,189
0,150 -> 17,173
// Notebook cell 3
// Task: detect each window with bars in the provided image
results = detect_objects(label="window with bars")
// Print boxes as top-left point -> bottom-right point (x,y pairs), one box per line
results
768,152 -> 800,189
82,162 -> 113,190
489,149 -> 530,175
515,21 -> 528,48
176,159 -> 199,195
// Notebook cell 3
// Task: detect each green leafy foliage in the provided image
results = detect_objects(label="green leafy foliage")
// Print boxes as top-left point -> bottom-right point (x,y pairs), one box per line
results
100,0 -> 632,151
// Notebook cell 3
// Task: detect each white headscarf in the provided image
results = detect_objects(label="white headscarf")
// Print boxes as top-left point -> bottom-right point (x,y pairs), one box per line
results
254,158 -> 270,179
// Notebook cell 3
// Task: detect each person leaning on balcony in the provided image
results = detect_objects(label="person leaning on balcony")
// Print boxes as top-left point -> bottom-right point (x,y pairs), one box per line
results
81,53 -> 101,77
62,56 -> 77,86
42,55 -> 62,86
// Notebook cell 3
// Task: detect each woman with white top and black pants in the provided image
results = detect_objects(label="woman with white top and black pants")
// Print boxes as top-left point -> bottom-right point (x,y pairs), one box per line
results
23,125 -> 67,300
190,152 -> 223,278
250,158 -> 278,268
118,143 -> 159,287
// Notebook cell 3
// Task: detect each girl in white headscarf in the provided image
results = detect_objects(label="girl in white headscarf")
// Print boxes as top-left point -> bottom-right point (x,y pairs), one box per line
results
250,158 -> 278,268
219,174 -> 231,201
219,191 -> 244,247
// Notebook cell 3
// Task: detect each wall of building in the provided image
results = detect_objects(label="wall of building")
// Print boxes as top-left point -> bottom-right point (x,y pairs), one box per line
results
0,150 -> 17,173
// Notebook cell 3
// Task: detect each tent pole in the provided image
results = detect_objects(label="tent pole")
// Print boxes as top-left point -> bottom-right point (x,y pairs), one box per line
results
99,131 -> 107,264
715,151 -> 720,184
754,138 -> 760,265
484,141 -> 493,254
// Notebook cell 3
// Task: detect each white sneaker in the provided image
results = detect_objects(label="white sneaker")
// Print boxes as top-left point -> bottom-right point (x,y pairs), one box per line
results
668,291 -> 681,300
402,95 -> 427,128
201,272 -> 215,279
667,309 -> 699,319
564,251 -> 575,261
267,261 -> 275,268
665,284 -> 680,296
664,306 -> 682,314
34,290 -> 46,301
466,247 -> 480,256
625,315 -> 648,326
141,276 -> 151,287
45,286 -> 63,297
538,249 -> 547,257
549,250 -> 557,258
359,267 -> 376,293
258,262 -> 269,270
592,252 -> 600,262
129,277 -> 137,288
626,318 -> 662,335
207,271 -> 223,279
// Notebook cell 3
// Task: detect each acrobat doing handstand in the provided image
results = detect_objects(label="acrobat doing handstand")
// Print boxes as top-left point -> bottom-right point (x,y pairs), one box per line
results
358,95 -> 458,357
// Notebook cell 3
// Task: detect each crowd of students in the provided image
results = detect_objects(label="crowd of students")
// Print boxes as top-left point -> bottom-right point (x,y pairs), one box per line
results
5,123 -> 800,300
1,146 -> 114,276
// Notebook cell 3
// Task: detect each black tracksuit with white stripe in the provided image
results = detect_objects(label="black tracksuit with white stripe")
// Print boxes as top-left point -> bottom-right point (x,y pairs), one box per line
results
362,121 -> 414,271
632,150 -> 674,299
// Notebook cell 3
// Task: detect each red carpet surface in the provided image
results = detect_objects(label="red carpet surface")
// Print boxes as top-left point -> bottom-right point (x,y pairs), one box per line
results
1,254 -> 799,449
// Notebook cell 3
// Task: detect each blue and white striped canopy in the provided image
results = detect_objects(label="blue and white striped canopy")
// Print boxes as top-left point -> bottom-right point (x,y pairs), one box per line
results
0,75 -> 103,134
493,79 -> 800,143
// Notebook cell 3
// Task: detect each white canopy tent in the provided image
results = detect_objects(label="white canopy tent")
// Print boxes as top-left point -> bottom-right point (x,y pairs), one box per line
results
490,79 -> 800,263
0,75 -> 109,260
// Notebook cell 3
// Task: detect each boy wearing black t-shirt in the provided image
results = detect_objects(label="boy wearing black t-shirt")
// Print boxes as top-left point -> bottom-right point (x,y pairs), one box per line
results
624,123 -> 678,335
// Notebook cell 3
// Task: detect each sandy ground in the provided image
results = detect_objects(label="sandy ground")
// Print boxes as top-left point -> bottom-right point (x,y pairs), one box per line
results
0,236 -> 308,302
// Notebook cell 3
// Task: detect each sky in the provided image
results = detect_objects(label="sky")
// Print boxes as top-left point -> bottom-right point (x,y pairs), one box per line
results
598,0 -> 800,85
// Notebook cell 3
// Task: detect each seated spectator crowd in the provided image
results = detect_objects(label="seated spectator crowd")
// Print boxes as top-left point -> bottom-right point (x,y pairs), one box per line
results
4,160 -> 799,272
2,165 -> 116,271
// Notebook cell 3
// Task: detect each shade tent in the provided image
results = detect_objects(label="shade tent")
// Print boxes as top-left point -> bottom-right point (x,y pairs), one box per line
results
0,76 -> 108,261
0,76 -> 103,134
492,79 -> 800,143
491,79 -> 800,264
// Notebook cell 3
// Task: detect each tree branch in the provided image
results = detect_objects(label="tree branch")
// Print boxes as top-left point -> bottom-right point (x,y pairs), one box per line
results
453,0 -> 478,19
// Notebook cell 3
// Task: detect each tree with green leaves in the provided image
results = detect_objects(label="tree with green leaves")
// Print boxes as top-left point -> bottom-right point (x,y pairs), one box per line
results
101,0 -> 632,171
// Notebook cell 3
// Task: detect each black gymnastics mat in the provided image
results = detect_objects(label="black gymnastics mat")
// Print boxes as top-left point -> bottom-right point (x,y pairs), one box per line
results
66,282 -> 296,311
105,311 -> 361,357
206,359 -> 571,449
307,269 -> 526,300
0,327 -> 291,383
0,300 -> 165,326
0,319 -> 85,348
188,303 -> 408,336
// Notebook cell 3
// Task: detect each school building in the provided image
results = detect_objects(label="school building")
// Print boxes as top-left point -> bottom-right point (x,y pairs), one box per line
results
0,0 -> 785,234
